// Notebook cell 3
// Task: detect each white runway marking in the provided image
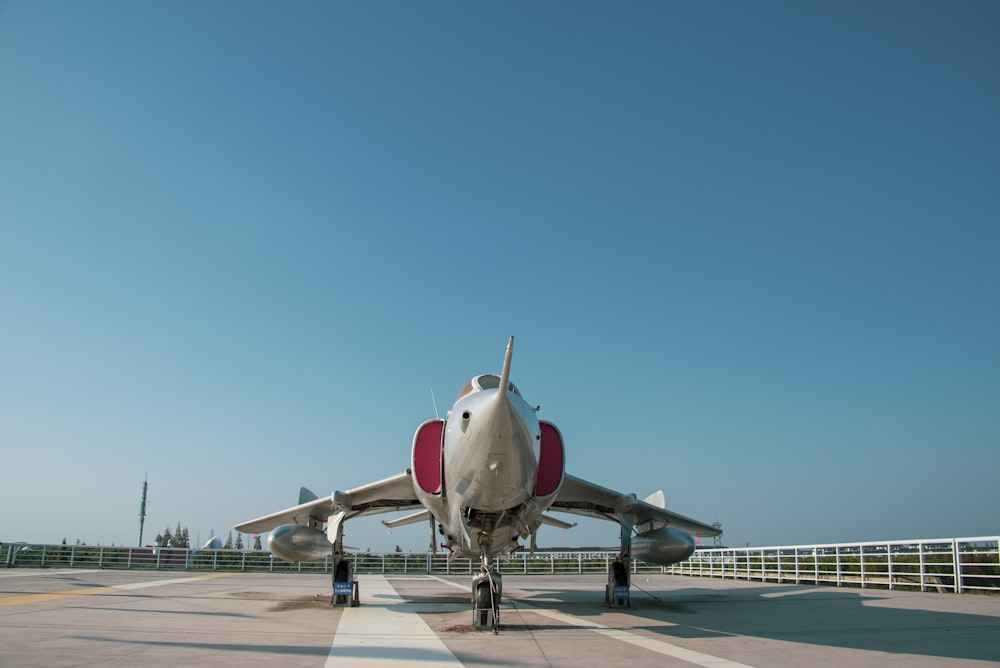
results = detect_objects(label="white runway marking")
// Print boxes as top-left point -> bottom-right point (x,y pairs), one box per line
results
325,574 -> 462,667
0,569 -> 100,578
428,575 -> 753,668
760,587 -> 823,598
113,574 -> 231,590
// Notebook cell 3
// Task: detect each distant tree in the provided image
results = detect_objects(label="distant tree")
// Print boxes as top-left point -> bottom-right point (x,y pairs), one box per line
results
61,538 -> 67,545
235,534 -> 244,550
252,534 -> 262,551
181,527 -> 190,548
162,526 -> 173,547
223,531 -> 234,550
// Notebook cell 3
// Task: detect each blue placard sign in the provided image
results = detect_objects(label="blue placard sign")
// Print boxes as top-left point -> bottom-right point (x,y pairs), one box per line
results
614,586 -> 630,599
333,582 -> 354,596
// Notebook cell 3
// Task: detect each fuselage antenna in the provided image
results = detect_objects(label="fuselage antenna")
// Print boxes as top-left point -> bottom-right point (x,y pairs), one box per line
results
430,387 -> 440,419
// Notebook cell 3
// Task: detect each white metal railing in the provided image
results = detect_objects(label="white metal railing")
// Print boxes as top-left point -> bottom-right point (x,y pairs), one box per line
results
2,536 -> 997,595
667,536 -> 1000,594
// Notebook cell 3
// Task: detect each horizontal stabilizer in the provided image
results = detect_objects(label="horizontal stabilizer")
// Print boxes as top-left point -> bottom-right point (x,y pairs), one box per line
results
540,514 -> 577,530
381,509 -> 432,529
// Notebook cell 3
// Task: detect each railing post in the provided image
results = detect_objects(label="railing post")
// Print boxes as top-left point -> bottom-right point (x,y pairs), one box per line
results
98,546 -> 104,568
860,548 -> 866,588
888,545 -> 895,590
835,546 -> 841,587
953,539 -> 963,594
919,542 -> 927,592
996,539 -> 1000,590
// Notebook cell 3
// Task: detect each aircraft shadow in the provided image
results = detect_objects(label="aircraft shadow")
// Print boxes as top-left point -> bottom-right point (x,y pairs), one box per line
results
69,635 -> 461,662
506,581 -> 1000,662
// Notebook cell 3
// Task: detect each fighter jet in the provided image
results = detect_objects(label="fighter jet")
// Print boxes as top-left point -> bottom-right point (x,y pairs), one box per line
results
235,337 -> 719,631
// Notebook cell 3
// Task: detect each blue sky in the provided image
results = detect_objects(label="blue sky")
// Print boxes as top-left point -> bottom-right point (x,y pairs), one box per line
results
1,1 -> 997,551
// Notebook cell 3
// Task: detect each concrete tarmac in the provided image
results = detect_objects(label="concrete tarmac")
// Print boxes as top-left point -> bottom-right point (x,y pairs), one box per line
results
1,569 -> 999,667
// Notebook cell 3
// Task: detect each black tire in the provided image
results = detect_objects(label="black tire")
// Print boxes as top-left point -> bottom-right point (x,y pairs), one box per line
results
475,581 -> 491,627
611,561 -> 628,587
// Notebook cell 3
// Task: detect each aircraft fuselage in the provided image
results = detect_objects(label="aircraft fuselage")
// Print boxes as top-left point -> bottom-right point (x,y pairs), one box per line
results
411,342 -> 560,562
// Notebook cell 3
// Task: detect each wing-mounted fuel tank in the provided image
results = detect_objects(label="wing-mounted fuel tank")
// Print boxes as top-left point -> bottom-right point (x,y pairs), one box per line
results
630,527 -> 696,566
535,421 -> 565,499
267,524 -> 332,562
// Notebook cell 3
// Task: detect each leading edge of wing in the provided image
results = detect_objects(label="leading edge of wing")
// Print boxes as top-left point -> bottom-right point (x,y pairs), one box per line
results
550,473 -> 721,537
234,471 -> 420,534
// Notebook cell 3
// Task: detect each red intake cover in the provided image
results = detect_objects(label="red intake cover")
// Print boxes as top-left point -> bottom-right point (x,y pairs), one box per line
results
535,421 -> 565,497
412,419 -> 445,494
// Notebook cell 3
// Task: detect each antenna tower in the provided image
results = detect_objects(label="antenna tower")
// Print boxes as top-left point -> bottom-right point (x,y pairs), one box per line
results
138,474 -> 149,547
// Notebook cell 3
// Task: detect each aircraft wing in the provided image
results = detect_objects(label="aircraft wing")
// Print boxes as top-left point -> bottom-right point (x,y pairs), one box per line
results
234,471 -> 421,534
550,473 -> 720,538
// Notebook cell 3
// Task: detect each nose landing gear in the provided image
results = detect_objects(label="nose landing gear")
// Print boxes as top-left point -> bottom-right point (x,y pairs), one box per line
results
472,540 -> 501,633
472,570 -> 501,633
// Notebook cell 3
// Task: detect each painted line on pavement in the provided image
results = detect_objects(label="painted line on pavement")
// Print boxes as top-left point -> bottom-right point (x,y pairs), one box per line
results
0,572 -> 232,607
0,569 -> 101,578
326,574 -> 462,667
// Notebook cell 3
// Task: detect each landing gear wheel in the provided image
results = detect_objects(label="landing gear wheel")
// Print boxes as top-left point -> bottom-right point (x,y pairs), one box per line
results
474,581 -> 491,628
605,560 -> 630,607
472,572 -> 501,633
332,560 -> 354,606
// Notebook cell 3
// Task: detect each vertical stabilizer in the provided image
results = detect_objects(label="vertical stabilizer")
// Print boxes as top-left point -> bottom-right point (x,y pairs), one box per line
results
644,490 -> 666,509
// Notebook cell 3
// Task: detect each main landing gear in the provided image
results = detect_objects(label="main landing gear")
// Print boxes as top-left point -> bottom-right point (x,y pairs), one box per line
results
606,520 -> 631,608
330,520 -> 359,607
605,558 -> 630,607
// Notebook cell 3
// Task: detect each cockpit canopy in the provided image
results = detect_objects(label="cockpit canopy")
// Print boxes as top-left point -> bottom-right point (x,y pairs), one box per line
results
455,374 -> 522,402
